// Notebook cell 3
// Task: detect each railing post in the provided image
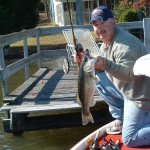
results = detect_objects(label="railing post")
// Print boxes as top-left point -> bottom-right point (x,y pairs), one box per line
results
143,18 -> 150,53
36,29 -> 41,69
23,29 -> 29,80
0,47 -> 7,98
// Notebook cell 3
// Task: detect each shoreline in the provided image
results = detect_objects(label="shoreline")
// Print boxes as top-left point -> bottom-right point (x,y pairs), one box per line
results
4,44 -> 66,59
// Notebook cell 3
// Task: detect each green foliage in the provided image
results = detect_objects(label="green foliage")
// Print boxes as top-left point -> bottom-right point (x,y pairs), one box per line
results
118,8 -> 145,22
113,1 -> 132,22
113,1 -> 145,41
113,1 -> 145,23
118,8 -> 145,40
118,9 -> 139,22
38,1 -> 45,12
0,0 -> 40,35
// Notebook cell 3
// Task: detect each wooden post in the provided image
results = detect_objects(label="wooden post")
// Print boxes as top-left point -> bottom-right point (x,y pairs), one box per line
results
23,30 -> 29,80
143,18 -> 150,53
0,47 -> 7,97
36,29 -> 41,69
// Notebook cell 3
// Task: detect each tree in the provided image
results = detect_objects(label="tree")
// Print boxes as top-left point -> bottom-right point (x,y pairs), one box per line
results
132,0 -> 150,9
0,0 -> 40,35
38,1 -> 45,12
113,1 -> 132,22
41,0 -> 50,19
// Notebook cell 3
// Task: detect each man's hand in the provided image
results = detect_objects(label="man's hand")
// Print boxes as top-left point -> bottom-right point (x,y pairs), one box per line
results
95,56 -> 104,69
73,50 -> 84,65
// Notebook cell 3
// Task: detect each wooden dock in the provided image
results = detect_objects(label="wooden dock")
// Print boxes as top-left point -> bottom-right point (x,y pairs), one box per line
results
1,67 -> 110,133
0,19 -> 150,133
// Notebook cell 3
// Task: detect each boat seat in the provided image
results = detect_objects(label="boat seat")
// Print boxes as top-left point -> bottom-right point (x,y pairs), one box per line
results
133,54 -> 150,77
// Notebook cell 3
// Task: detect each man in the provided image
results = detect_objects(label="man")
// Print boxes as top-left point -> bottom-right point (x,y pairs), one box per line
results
74,6 -> 150,147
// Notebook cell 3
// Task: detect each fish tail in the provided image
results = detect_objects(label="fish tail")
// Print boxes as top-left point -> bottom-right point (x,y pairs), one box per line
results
82,112 -> 94,125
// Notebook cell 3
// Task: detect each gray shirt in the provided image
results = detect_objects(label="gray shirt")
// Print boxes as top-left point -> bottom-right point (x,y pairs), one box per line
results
101,27 -> 150,101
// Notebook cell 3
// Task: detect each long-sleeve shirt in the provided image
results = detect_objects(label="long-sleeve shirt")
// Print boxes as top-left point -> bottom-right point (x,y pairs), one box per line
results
101,27 -> 150,101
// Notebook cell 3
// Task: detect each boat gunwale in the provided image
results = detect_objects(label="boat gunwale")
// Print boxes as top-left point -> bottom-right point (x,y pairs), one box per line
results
70,120 -> 116,150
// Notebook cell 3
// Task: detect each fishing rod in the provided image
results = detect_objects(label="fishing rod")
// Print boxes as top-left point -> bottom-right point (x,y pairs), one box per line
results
66,0 -> 83,53
66,0 -> 76,47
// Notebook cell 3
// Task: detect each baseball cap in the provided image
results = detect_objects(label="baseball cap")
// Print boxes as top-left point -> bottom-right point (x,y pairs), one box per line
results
90,6 -> 114,24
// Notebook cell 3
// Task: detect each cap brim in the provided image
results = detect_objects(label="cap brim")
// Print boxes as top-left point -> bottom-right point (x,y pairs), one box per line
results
89,20 -> 97,24
89,16 -> 103,24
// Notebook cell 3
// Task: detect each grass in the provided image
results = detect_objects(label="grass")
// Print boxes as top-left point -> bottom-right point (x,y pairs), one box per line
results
9,33 -> 97,47
11,33 -> 67,47
10,12 -> 66,47
11,31 -> 98,48
10,12 -> 98,48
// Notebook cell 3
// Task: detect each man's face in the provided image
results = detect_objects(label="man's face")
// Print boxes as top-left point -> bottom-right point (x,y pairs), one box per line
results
92,18 -> 116,44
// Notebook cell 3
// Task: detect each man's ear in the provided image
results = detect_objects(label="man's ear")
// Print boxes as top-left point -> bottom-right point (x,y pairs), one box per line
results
112,18 -> 116,26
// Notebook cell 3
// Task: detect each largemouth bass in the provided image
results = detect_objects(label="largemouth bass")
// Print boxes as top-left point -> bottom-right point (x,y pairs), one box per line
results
77,49 -> 97,125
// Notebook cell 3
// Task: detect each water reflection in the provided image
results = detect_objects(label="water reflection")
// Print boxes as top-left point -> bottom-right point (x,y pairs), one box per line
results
0,118 -> 102,150
0,60 -> 39,101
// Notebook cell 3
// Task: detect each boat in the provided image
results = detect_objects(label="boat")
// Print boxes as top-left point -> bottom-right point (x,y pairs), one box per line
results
70,120 -> 150,150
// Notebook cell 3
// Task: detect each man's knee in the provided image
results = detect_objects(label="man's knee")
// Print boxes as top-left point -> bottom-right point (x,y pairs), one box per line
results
122,134 -> 133,147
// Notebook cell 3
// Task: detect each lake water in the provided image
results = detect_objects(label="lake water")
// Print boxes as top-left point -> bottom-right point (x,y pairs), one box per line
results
0,59 -> 109,150
0,119 -> 102,150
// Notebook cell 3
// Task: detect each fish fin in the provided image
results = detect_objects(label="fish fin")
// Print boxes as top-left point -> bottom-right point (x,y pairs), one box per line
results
90,98 -> 96,107
82,113 -> 94,125
76,94 -> 82,105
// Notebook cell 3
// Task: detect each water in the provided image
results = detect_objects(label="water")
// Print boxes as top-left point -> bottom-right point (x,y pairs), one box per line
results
0,122 -> 101,150
0,59 -> 108,150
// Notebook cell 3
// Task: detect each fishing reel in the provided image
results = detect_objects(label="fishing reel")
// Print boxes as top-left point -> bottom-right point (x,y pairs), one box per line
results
89,137 -> 121,150
75,43 -> 83,52
63,43 -> 83,74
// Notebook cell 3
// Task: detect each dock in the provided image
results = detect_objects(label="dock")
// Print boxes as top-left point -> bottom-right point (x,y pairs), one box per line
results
0,19 -> 150,133
1,65 -> 110,133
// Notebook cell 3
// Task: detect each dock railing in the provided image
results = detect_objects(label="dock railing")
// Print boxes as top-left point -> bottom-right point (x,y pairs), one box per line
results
0,18 -> 150,101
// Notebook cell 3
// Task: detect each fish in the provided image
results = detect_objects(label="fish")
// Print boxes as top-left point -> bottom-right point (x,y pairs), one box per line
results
77,49 -> 97,125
